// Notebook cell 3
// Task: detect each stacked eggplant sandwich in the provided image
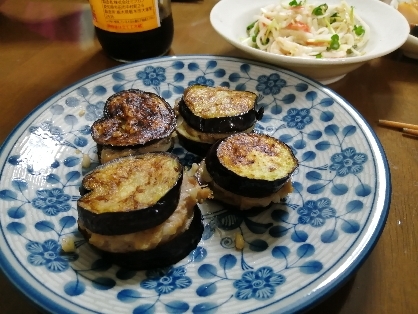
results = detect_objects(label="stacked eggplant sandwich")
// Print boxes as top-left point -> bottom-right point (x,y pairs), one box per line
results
77,152 -> 212,270
196,132 -> 298,210
176,85 -> 264,156
91,89 -> 176,164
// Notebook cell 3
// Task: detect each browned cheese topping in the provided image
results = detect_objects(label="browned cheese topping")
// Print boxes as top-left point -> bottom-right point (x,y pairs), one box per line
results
217,133 -> 298,181
91,90 -> 176,146
183,85 -> 257,119
78,154 -> 181,214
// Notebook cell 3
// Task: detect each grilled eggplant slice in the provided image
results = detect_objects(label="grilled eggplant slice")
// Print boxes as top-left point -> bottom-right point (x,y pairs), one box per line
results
79,206 -> 203,270
196,158 -> 294,210
205,133 -> 298,198
176,85 -> 263,156
179,85 -> 262,133
78,163 -> 212,270
77,153 -> 183,235
91,89 -> 176,163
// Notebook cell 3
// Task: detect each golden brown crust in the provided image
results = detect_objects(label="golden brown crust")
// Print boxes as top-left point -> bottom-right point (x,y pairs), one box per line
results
78,153 -> 182,214
91,90 -> 176,146
216,133 -> 299,181
183,85 -> 257,119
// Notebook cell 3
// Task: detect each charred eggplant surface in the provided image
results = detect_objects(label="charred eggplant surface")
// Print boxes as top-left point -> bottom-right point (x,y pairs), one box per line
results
179,84 -> 262,133
205,133 -> 298,198
77,153 -> 183,235
91,89 -> 176,162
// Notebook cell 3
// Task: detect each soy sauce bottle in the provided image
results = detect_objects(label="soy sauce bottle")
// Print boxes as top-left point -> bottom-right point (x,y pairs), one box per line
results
88,0 -> 174,62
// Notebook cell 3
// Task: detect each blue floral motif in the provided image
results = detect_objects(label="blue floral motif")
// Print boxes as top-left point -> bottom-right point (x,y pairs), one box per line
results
297,198 -> 336,227
26,239 -> 77,272
189,76 -> 214,87
282,108 -> 313,130
329,147 -> 368,177
136,66 -> 166,86
32,188 -> 72,216
140,266 -> 192,294
256,73 -> 286,95
85,101 -> 105,121
233,266 -> 285,300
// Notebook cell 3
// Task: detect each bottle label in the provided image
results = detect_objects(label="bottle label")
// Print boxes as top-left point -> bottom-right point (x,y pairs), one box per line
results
89,0 -> 160,33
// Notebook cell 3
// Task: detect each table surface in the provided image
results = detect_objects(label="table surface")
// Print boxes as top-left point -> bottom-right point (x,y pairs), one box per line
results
1,0 -> 417,313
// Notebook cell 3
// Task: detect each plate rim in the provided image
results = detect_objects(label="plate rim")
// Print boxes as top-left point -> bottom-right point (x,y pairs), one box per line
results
0,54 -> 391,314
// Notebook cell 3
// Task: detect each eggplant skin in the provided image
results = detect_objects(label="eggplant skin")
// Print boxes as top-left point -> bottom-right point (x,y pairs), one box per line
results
79,206 -> 203,270
179,85 -> 263,133
177,132 -> 213,157
196,159 -> 294,210
77,182 -> 181,236
91,89 -> 176,146
176,114 -> 256,157
205,133 -> 298,198
77,153 -> 183,235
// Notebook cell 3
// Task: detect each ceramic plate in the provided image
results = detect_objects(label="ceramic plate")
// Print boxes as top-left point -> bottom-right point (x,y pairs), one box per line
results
0,55 -> 390,314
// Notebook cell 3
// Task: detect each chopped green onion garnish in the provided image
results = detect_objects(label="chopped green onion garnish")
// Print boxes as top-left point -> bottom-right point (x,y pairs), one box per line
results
346,49 -> 353,54
329,34 -> 340,50
330,13 -> 338,23
289,0 -> 303,6
316,53 -> 323,58
353,25 -> 365,36
312,4 -> 328,15
252,35 -> 257,42
247,21 -> 256,31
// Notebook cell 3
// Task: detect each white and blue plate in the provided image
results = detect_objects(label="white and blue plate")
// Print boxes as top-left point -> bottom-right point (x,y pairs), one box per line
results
0,55 -> 390,313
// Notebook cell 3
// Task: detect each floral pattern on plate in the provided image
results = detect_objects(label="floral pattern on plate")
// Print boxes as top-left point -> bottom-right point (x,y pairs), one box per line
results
0,56 -> 390,314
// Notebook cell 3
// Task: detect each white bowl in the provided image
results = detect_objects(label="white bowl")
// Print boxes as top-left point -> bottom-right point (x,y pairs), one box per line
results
210,0 -> 410,84
399,34 -> 418,58
389,0 -> 418,59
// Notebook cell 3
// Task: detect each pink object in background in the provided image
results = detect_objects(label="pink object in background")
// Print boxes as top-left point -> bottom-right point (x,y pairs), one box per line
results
0,0 -> 94,44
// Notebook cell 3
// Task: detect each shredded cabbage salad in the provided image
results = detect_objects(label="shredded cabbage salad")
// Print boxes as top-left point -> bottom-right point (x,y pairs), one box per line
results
244,0 -> 369,58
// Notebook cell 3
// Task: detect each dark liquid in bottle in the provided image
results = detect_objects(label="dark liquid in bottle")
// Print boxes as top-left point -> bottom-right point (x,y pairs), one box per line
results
95,14 -> 174,62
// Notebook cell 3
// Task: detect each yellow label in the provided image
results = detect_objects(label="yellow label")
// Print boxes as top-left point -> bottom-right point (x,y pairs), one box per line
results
89,0 -> 160,33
